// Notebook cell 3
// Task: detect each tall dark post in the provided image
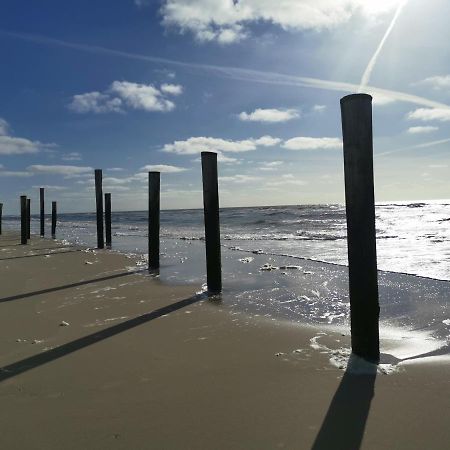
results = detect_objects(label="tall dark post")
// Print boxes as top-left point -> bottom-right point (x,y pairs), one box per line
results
51,201 -> 57,238
26,198 -> 31,240
94,169 -> 104,249
105,193 -> 112,247
0,202 -> 2,235
20,196 -> 27,245
340,93 -> 380,363
201,152 -> 222,293
40,188 -> 45,237
148,172 -> 160,270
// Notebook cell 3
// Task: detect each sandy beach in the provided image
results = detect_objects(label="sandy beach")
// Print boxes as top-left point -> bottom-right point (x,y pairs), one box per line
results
0,230 -> 449,450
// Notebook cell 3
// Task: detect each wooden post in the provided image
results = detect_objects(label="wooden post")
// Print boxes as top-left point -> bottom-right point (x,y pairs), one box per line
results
51,201 -> 57,238
105,193 -> 112,247
26,198 -> 31,240
201,152 -> 222,293
148,172 -> 160,270
94,169 -> 104,249
340,93 -> 380,363
0,202 -> 2,235
40,187 -> 45,237
20,196 -> 27,244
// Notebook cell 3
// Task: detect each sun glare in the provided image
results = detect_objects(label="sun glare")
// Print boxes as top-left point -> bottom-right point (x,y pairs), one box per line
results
362,0 -> 405,15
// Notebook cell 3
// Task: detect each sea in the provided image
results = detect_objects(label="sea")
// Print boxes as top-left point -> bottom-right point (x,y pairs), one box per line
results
4,201 -> 450,363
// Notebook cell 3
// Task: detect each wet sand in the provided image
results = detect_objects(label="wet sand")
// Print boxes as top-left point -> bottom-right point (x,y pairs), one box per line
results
0,231 -> 448,449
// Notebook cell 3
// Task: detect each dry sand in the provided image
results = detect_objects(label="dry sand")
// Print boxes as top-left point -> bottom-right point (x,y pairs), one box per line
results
0,231 -> 449,449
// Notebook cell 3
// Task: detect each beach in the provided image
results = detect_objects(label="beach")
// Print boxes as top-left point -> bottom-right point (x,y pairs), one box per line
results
0,230 -> 449,449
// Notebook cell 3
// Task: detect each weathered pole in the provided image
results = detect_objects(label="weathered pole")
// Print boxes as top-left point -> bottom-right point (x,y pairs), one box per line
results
94,169 -> 104,249
201,151 -> 222,293
26,198 -> 31,240
0,202 -> 2,235
148,172 -> 160,270
105,193 -> 112,247
51,201 -> 57,238
340,93 -> 380,363
40,187 -> 45,237
20,196 -> 27,244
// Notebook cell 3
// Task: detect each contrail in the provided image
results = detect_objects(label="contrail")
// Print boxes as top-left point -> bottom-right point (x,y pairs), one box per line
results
1,27 -> 447,110
376,138 -> 450,158
359,0 -> 409,91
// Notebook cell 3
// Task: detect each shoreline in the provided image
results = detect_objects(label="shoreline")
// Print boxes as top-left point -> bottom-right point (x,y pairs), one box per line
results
1,231 -> 449,449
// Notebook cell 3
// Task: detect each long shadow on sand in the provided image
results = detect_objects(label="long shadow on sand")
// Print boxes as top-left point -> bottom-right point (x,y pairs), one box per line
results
0,269 -> 148,303
0,293 -> 204,383
311,364 -> 376,450
0,249 -> 79,261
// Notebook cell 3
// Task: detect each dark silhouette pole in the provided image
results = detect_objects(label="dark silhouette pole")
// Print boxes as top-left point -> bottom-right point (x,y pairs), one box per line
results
26,198 -> 31,240
105,193 -> 112,247
51,201 -> 57,238
340,93 -> 380,363
20,196 -> 27,245
0,202 -> 2,235
201,152 -> 222,293
148,172 -> 160,270
40,188 -> 45,237
94,169 -> 104,249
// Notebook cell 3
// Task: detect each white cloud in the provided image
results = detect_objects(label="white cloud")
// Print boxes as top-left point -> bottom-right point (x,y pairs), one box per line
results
69,80 -> 183,114
407,108 -> 450,122
163,135 -> 280,155
407,126 -> 439,134
239,108 -> 299,123
106,167 -> 125,172
312,104 -> 326,113
68,92 -> 123,113
160,83 -> 183,95
415,75 -> 450,90
0,118 -> 10,135
140,164 -> 188,173
0,118 -> 56,155
258,160 -> 284,171
62,152 -> 82,161
283,136 -> 342,151
27,165 -> 93,175
31,185 -> 67,190
110,81 -> 175,112
219,174 -> 261,183
0,170 -> 33,177
160,0 -> 401,44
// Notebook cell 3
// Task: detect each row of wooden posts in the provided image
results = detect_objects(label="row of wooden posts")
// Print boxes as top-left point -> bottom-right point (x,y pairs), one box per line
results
1,94 -> 379,363
15,190 -> 58,245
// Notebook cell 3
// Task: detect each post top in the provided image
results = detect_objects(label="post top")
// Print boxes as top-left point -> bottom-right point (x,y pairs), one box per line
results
340,93 -> 372,105
148,171 -> 160,175
201,151 -> 217,156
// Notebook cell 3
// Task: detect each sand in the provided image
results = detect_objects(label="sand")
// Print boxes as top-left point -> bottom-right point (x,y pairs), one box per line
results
0,231 -> 449,449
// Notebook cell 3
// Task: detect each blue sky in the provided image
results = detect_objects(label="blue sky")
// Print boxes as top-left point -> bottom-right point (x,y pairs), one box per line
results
1,0 -> 450,212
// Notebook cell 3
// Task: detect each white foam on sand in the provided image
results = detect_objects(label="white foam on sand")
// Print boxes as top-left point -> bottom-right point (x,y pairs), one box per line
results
309,335 -> 399,375
309,326 -> 449,374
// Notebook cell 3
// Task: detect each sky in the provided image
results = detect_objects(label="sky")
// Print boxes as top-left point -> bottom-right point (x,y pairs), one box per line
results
1,0 -> 450,213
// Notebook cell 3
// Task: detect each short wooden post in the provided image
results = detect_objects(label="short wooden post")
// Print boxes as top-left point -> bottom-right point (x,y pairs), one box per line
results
0,202 -> 3,235
201,152 -> 222,293
148,172 -> 160,270
26,198 -> 31,240
105,193 -> 112,247
40,187 -> 45,237
94,169 -> 104,249
20,196 -> 27,244
340,93 -> 380,363
51,201 -> 57,238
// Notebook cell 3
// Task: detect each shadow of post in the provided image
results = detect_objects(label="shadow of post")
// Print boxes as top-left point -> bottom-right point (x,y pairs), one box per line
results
311,360 -> 376,450
0,293 -> 205,383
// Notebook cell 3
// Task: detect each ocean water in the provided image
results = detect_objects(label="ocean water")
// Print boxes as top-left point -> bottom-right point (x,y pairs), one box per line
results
4,201 -> 450,360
